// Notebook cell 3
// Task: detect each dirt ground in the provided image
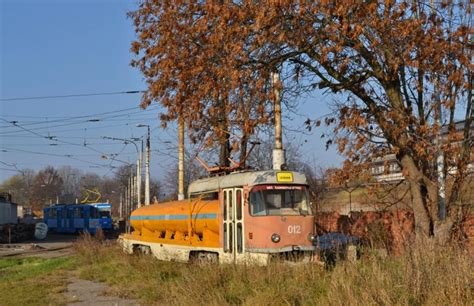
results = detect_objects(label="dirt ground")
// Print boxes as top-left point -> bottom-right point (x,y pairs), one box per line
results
0,233 -> 76,258
66,277 -> 137,306
0,232 -> 137,305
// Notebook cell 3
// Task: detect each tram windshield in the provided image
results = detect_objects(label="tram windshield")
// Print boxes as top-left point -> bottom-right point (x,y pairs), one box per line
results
249,185 -> 311,216
99,209 -> 111,218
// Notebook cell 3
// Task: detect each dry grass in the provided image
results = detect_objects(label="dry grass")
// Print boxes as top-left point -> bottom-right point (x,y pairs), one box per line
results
74,235 -> 473,305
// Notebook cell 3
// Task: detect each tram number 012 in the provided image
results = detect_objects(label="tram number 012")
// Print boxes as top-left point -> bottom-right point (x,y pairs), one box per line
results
287,225 -> 301,234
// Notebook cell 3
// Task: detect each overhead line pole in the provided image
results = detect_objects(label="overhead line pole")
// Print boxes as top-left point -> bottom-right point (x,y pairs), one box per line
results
430,0 -> 446,220
271,71 -> 285,170
137,124 -> 151,206
178,115 -> 185,201
145,126 -> 151,205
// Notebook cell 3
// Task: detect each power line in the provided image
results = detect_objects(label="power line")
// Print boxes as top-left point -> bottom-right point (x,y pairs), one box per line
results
0,121 -> 159,137
0,90 -> 144,102
0,147 -> 113,168
0,106 -> 159,131
0,105 -> 138,121
0,168 -> 21,173
0,118 -> 108,156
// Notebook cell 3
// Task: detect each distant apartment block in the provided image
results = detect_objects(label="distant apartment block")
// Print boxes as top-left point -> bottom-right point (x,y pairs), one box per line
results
370,120 -> 474,183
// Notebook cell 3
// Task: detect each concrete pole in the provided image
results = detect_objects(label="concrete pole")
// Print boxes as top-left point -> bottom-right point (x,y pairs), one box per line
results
431,0 -> 446,220
137,142 -> 142,207
124,188 -> 128,219
145,126 -> 151,205
129,175 -> 133,215
271,71 -> 285,170
132,175 -> 138,210
178,115 -> 185,200
119,192 -> 123,219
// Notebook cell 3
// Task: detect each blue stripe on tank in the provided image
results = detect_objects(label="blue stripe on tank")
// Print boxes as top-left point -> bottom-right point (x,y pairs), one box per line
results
130,213 -> 217,221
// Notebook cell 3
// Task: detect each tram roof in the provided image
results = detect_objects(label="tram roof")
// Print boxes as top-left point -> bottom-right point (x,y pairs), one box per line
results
188,170 -> 307,196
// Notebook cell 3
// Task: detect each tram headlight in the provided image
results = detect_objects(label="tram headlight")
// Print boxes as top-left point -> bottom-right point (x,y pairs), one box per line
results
271,233 -> 281,243
307,233 -> 315,242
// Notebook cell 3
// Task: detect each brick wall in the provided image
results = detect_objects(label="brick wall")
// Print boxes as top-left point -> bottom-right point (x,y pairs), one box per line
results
460,215 -> 474,255
315,210 -> 474,255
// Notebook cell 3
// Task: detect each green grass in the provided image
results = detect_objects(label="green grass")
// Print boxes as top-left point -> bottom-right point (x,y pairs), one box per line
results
74,236 -> 473,305
0,257 -> 74,306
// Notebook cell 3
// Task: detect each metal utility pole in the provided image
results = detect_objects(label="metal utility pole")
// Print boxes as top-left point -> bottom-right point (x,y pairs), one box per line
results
271,71 -> 285,170
178,115 -> 185,201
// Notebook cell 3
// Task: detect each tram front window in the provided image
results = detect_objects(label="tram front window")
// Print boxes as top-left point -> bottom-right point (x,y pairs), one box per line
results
249,185 -> 310,216
99,209 -> 111,218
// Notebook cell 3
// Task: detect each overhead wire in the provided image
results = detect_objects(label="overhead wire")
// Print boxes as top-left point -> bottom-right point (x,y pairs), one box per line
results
0,147 -> 114,168
0,97 -> 175,177
0,90 -> 144,102
0,106 -> 160,133
0,118 -> 109,156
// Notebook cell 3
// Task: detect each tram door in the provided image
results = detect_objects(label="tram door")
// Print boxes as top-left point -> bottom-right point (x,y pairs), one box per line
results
223,188 -> 244,262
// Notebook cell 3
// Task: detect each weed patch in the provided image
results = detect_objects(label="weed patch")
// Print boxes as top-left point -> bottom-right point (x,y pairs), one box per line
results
74,237 -> 473,305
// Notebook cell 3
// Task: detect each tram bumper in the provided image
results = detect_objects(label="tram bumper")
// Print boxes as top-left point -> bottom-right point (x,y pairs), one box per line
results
246,245 -> 316,264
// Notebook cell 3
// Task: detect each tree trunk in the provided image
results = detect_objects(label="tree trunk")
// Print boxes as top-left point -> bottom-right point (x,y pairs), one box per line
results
219,132 -> 231,167
400,154 -> 432,238
239,134 -> 248,168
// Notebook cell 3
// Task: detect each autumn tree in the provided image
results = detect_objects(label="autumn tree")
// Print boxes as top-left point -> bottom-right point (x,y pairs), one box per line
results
57,166 -> 82,203
0,169 -> 36,207
29,166 -> 64,211
129,1 -> 274,167
130,1 -> 472,241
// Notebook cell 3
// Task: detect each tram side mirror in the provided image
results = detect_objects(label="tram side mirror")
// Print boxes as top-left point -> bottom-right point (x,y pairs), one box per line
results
299,208 -> 308,216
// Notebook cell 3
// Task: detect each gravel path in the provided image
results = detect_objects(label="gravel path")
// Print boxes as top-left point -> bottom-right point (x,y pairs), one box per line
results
65,277 -> 137,306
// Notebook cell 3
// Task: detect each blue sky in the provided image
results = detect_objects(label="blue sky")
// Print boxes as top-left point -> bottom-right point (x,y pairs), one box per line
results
0,0 -> 342,182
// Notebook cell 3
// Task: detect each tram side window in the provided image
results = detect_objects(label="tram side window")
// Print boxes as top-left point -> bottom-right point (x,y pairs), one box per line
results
249,192 -> 265,216
83,207 -> 89,218
190,192 -> 218,200
223,224 -> 228,252
93,208 -> 101,219
67,209 -> 73,218
74,207 -> 83,218
237,223 -> 243,253
62,209 -> 67,218
49,209 -> 57,218
236,190 -> 242,221
89,208 -> 96,219
229,190 -> 233,220
223,191 -> 227,220
229,223 -> 233,253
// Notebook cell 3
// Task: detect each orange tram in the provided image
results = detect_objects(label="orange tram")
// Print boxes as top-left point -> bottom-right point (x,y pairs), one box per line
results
119,170 -> 316,264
